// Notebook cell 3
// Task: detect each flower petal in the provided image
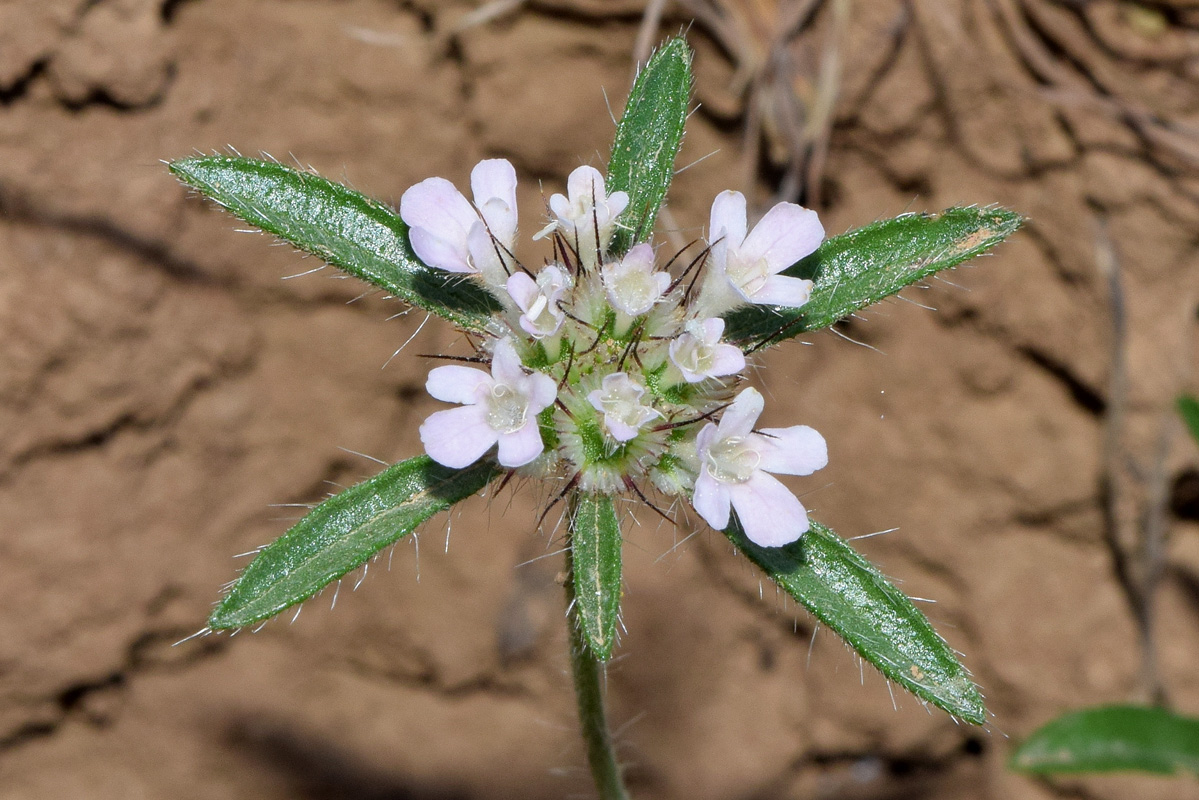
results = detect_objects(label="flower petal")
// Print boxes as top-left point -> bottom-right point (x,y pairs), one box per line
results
692,470 -> 732,531
466,221 -> 507,281
695,421 -> 718,457
750,275 -> 814,308
548,193 -> 570,223
756,425 -> 828,476
698,317 -> 725,343
567,165 -> 605,204
497,421 -> 544,467
717,387 -> 764,438
408,227 -> 473,273
490,338 -> 524,387
604,415 -> 640,442
426,365 -> 491,405
738,202 -> 823,276
470,159 -> 518,246
706,343 -> 746,377
420,405 -> 498,468
730,472 -> 809,547
521,371 -> 559,415
505,272 -> 539,313
608,190 -> 630,218
400,177 -> 477,242
709,190 -> 747,249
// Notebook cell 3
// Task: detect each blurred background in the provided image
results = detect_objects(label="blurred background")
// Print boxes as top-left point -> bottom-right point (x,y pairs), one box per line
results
2,0 -> 1199,797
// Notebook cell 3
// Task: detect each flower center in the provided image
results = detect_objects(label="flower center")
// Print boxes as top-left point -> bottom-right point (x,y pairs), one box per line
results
597,392 -> 646,428
486,384 -> 529,433
728,254 -> 770,297
678,341 -> 714,375
706,436 -> 760,484
614,272 -> 659,313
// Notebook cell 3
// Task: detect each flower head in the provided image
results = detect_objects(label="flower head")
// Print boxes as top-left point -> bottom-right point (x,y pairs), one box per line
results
400,158 -> 518,286
420,338 -> 556,468
407,158 -> 827,545
696,190 -> 823,318
691,387 -> 827,547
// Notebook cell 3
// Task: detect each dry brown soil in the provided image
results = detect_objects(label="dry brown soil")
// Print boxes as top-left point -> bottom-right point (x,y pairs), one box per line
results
2,1 -> 1199,798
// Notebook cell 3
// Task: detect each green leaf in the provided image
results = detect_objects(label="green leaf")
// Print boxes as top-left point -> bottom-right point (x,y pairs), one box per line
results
170,156 -> 500,329
724,206 -> 1022,349
1011,705 -> 1199,775
607,37 -> 691,254
725,519 -> 984,724
1179,394 -> 1199,447
210,455 -> 500,629
569,493 -> 623,661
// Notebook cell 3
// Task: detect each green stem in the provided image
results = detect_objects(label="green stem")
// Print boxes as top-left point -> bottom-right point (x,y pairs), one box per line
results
566,520 -> 631,800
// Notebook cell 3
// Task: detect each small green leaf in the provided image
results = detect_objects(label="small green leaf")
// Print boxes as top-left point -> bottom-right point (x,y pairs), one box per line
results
726,519 -> 984,724
170,156 -> 500,329
210,456 -> 500,629
607,37 -> 691,253
569,493 -> 623,661
1179,394 -> 1199,447
724,206 -> 1022,349
1011,705 -> 1199,775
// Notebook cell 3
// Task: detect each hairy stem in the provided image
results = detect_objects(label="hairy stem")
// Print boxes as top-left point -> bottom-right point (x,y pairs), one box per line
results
566,511 -> 630,800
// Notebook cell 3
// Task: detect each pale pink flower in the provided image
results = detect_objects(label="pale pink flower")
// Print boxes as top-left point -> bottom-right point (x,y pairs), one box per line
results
587,373 -> 660,443
538,166 -> 629,260
668,318 -> 745,383
692,387 -> 827,547
400,159 -> 518,283
507,265 -> 569,339
697,190 -> 823,317
601,243 -> 670,317
420,339 -> 556,468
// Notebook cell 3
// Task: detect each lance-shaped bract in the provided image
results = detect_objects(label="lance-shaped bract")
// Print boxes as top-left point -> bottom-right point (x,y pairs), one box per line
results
725,519 -> 985,724
570,493 -> 624,661
209,456 -> 500,630
606,37 -> 691,254
169,156 -> 501,329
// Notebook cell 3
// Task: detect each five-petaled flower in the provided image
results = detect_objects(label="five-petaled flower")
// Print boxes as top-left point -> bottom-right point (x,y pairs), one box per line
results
587,373 -> 661,443
539,165 -> 629,266
420,338 -> 556,469
411,157 -> 829,548
692,387 -> 827,547
696,189 -> 823,318
668,318 -> 746,384
400,158 -> 518,286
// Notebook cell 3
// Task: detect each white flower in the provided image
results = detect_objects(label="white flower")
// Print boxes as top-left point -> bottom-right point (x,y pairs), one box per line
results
697,190 -> 823,317
420,338 -> 557,468
400,158 -> 518,284
587,373 -> 661,443
601,243 -> 671,317
691,387 -> 827,547
538,165 -> 629,263
668,318 -> 746,383
507,265 -> 569,339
